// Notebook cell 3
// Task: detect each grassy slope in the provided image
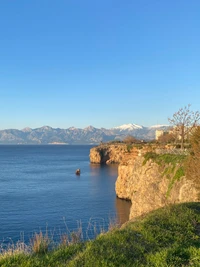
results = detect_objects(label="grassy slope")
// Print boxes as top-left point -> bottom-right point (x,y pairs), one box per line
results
0,203 -> 200,267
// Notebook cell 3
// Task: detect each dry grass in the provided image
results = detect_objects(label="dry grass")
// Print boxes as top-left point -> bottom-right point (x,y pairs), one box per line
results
0,204 -> 200,266
30,231 -> 51,254
0,217 -> 120,259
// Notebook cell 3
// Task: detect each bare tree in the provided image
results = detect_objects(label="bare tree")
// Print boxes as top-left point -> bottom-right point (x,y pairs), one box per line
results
168,104 -> 200,149
157,132 -> 175,144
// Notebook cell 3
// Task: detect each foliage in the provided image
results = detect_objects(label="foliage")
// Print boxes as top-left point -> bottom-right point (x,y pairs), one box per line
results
0,203 -> 200,266
0,243 -> 85,267
168,104 -> 200,149
143,152 -> 158,165
186,126 -> 200,198
166,166 -> 185,197
157,132 -> 176,144
30,231 -> 51,254
143,152 -> 186,166
143,152 -> 186,198
126,144 -> 133,153
123,135 -> 141,144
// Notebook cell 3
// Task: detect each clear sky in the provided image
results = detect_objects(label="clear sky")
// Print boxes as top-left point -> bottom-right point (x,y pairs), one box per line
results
0,0 -> 200,130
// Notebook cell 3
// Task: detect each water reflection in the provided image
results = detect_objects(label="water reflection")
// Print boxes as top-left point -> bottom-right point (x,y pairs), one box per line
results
89,163 -> 118,177
115,197 -> 131,224
89,163 -> 131,225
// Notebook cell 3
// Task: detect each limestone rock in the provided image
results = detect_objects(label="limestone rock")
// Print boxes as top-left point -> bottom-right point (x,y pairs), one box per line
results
89,144 -> 139,164
116,156 -> 199,220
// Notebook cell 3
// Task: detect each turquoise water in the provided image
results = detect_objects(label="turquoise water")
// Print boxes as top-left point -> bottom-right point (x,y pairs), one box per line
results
0,145 -> 130,244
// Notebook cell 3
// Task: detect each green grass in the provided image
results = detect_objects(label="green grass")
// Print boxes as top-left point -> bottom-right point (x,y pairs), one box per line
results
0,203 -> 200,266
143,152 -> 187,198
166,166 -> 185,197
143,152 -> 186,166
0,243 -> 85,267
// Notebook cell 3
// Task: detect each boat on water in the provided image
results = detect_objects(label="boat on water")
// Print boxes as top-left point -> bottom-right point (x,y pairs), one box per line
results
75,169 -> 81,175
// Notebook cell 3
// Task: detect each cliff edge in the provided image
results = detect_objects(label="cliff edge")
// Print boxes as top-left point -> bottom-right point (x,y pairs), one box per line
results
89,143 -> 140,164
116,152 -> 199,220
90,144 -> 199,220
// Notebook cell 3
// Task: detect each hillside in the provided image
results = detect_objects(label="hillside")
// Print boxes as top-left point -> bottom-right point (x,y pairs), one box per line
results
0,203 -> 199,266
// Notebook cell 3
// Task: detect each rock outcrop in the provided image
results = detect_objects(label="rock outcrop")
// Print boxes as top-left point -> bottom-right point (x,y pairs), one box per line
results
89,143 -> 139,164
90,144 -> 199,220
116,155 -> 199,220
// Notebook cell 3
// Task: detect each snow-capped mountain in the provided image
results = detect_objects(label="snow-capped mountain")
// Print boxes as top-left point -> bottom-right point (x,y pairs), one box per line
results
0,124 -> 169,144
112,123 -> 144,131
149,125 -> 169,129
21,127 -> 32,132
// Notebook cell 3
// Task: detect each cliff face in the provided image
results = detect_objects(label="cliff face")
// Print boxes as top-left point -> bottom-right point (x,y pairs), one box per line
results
89,144 -> 139,164
90,144 -> 199,220
115,155 -> 199,220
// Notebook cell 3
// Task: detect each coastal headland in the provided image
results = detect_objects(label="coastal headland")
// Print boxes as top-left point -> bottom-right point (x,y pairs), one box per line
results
0,142 -> 199,265
90,143 -> 199,220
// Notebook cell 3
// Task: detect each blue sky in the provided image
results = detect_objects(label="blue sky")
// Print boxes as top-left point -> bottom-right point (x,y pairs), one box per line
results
0,0 -> 200,130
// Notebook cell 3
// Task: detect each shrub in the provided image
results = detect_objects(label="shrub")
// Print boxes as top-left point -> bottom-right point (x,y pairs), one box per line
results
186,126 -> 200,198
30,231 -> 50,254
157,132 -> 176,144
143,152 -> 158,165
126,144 -> 133,153
123,135 -> 141,144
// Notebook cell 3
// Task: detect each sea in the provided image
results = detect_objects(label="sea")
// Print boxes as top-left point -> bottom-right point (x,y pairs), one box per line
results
0,145 -> 131,245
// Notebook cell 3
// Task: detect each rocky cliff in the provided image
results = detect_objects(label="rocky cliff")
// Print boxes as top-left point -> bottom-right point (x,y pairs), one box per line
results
90,144 -> 199,220
89,143 -> 140,164
116,154 -> 199,220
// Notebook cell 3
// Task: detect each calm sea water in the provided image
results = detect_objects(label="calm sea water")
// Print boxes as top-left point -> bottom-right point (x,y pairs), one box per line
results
0,145 -> 131,244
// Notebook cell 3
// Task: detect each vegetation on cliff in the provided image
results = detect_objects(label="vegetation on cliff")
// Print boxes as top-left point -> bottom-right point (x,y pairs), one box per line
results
186,126 -> 200,198
143,152 -> 186,166
143,152 -> 187,198
0,203 -> 199,266
142,126 -> 200,199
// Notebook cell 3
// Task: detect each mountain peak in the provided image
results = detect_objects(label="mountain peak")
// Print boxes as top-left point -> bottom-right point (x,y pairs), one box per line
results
39,126 -> 53,131
21,127 -> 32,132
0,123 -> 169,144
68,126 -> 77,130
84,125 -> 96,131
112,123 -> 143,131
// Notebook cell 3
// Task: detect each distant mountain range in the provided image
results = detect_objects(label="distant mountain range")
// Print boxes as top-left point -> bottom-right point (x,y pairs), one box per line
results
0,124 -> 169,144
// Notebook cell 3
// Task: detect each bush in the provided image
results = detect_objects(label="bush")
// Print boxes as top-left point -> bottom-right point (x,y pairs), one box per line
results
126,144 -> 133,153
30,231 -> 50,254
123,135 -> 141,144
157,132 -> 176,144
186,126 -> 200,198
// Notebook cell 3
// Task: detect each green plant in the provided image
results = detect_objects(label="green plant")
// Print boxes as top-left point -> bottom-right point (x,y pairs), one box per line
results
166,166 -> 185,197
143,152 -> 158,165
143,152 -> 186,198
70,231 -> 82,244
30,231 -> 50,254
70,203 -> 200,267
126,144 -> 133,153
0,203 -> 200,266
186,126 -> 200,199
